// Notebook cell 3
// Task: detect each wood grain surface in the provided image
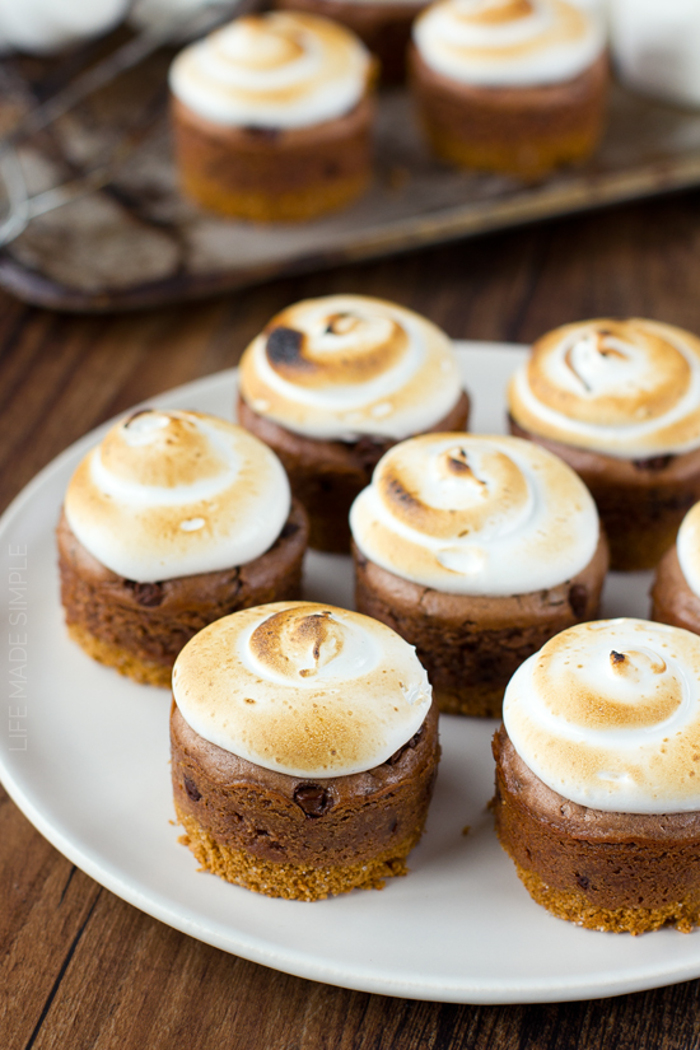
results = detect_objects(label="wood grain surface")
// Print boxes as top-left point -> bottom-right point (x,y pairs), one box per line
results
4,191 -> 700,1049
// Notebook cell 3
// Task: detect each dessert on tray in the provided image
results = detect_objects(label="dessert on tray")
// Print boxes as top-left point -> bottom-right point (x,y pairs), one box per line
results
169,10 -> 377,221
275,0 -> 430,83
409,0 -> 609,179
652,500 -> 700,637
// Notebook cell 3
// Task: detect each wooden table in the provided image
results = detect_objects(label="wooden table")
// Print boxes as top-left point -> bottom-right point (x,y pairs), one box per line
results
4,190 -> 700,1049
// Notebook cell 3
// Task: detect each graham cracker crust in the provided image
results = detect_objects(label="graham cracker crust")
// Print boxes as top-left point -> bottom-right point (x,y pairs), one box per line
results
510,860 -> 700,935
67,622 -> 171,687
175,804 -> 423,901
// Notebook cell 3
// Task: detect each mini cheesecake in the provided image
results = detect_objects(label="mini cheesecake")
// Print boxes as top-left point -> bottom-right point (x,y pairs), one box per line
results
170,601 -> 439,900
409,0 -> 608,179
350,432 -> 608,717
169,11 -> 377,221
508,318 -> 700,571
494,618 -> 700,933
237,294 -> 469,552
58,409 -> 307,686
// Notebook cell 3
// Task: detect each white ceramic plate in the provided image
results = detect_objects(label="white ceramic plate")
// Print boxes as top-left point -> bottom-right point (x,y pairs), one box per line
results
1,343 -> 697,1006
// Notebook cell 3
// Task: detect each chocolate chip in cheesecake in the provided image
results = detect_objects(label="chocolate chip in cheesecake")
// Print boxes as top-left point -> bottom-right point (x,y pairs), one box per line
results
386,727 -> 423,765
124,580 -> 165,607
293,783 -> 332,817
279,520 -> 300,540
632,454 -> 673,472
244,125 -> 281,140
568,583 -> 588,619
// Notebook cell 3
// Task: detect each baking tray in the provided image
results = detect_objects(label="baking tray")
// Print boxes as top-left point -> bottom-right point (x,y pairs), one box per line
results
1,38 -> 700,313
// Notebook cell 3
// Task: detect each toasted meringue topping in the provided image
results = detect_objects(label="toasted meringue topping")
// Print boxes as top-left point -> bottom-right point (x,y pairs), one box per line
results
676,502 -> 700,600
64,410 -> 290,582
169,11 -> 372,129
350,433 -> 599,595
509,318 -> 700,457
172,601 -> 432,776
503,618 -> 700,813
238,295 -> 463,440
413,0 -> 605,87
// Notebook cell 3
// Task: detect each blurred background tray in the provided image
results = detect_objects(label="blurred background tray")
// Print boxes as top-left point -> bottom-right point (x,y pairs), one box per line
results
1,39 -> 700,313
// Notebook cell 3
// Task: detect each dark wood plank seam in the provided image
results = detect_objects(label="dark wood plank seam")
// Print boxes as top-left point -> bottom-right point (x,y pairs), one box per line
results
22,886 -> 103,1050
59,865 -> 77,906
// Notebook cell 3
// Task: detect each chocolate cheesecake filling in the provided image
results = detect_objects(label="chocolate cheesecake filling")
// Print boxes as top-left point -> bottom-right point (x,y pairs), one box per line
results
353,529 -> 609,718
509,415 -> 700,570
171,94 -> 375,221
652,544 -> 700,634
493,724 -> 700,932
409,48 -> 608,178
171,698 -> 439,868
57,499 -> 308,682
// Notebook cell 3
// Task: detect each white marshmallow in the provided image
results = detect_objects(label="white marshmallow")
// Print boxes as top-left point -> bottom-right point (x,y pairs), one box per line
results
64,409 -> 291,582
172,601 -> 433,777
509,318 -> 700,458
169,11 -> 372,129
238,294 -> 463,441
412,0 -> 606,88
0,0 -> 128,54
350,433 -> 600,595
676,502 -> 700,600
504,617 -> 700,813
610,0 -> 700,109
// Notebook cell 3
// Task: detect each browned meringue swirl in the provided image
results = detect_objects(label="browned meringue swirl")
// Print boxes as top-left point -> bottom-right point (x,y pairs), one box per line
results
249,607 -> 344,680
376,443 -> 529,542
171,601 -> 433,777
542,647 -> 680,732
471,0 -> 535,24
168,11 -> 371,129
64,409 -> 290,583
529,320 -> 691,427
508,318 -> 700,456
101,410 -> 228,488
413,0 -> 605,89
350,433 -> 599,595
238,294 -> 463,440
503,618 -> 700,812
264,312 -> 408,390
